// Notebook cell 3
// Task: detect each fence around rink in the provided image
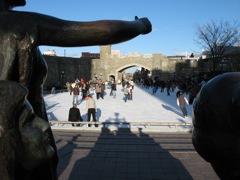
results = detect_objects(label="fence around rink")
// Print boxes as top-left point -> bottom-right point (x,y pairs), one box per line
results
49,120 -> 193,129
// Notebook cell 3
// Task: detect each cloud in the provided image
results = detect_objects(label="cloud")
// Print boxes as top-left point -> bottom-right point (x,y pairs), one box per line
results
152,28 -> 158,32
172,47 -> 181,51
176,30 -> 185,34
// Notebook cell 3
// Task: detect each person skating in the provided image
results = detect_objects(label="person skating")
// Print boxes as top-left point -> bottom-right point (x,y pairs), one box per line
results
68,104 -> 83,126
86,94 -> 98,127
177,92 -> 189,118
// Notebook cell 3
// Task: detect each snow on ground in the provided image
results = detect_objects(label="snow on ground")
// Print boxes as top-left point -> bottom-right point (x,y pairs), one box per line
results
44,84 -> 193,132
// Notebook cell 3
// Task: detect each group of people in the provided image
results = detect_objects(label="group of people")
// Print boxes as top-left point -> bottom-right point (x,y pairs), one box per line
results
96,79 -> 120,100
68,94 -> 98,127
133,75 -> 209,118
67,78 -> 136,126
67,74 -> 195,128
67,78 -> 97,127
67,79 -> 91,104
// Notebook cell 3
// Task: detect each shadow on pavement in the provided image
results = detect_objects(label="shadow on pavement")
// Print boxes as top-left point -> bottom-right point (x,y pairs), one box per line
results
54,128 -> 199,180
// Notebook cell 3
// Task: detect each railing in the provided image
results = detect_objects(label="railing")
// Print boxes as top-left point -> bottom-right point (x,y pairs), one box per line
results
49,120 -> 193,129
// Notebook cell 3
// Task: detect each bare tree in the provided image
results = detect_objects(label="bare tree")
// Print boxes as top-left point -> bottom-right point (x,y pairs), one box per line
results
194,19 -> 240,72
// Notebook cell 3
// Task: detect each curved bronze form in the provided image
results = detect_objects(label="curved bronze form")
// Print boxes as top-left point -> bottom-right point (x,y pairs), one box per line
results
0,80 -> 55,179
192,72 -> 240,179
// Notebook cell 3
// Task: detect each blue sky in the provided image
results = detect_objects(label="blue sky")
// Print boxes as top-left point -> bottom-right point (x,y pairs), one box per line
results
15,0 -> 239,57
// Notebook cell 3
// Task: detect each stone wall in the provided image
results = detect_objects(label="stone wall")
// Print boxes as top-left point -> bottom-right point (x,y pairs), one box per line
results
43,55 -> 92,90
43,46 -> 201,90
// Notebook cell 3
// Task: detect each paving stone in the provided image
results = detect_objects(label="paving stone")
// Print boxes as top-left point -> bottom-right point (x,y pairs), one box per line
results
54,129 -> 220,180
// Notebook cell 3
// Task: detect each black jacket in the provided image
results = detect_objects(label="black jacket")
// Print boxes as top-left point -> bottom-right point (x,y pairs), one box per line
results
68,107 -> 83,122
111,83 -> 117,91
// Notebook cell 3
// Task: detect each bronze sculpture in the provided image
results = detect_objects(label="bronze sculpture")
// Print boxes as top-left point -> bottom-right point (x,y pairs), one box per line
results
0,81 -> 55,179
192,72 -> 240,179
0,0 -> 152,179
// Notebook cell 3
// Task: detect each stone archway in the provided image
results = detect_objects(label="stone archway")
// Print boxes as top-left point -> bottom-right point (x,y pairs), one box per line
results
115,63 -> 151,82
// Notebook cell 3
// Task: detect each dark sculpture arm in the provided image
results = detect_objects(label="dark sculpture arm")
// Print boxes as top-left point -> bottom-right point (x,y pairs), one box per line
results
34,13 -> 152,47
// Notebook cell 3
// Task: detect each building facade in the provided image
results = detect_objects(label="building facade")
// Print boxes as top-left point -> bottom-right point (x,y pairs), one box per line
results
42,46 -> 212,90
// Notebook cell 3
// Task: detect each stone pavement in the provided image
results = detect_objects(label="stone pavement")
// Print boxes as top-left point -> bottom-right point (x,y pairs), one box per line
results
53,128 -> 219,180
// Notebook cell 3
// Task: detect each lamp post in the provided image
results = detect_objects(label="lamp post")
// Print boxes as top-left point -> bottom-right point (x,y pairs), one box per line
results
60,71 -> 65,92
173,72 -> 176,80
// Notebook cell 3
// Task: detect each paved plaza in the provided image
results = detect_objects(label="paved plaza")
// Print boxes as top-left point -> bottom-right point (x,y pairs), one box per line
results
53,129 -> 219,180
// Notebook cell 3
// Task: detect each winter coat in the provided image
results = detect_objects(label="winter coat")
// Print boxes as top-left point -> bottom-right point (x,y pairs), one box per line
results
177,94 -> 189,106
86,97 -> 97,112
68,107 -> 83,122
95,84 -> 102,93
111,83 -> 117,91
124,86 -> 130,94
72,86 -> 79,95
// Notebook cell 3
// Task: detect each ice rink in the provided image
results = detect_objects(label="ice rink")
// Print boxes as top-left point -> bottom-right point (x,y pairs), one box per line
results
45,84 -> 193,132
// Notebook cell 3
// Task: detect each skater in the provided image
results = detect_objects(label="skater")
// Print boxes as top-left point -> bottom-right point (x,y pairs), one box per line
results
177,92 -> 189,118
